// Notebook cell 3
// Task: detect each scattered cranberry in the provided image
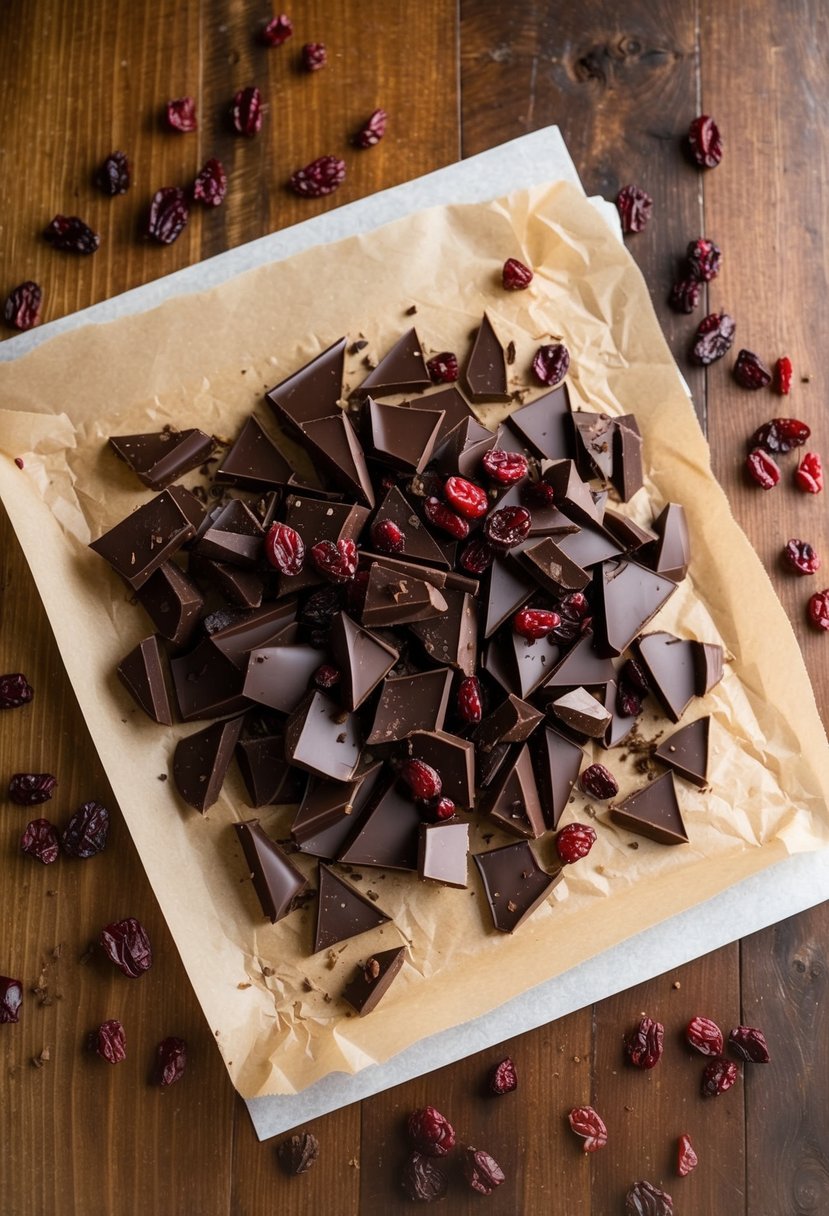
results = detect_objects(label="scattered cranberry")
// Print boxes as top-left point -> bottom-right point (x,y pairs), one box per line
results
568,1105 -> 608,1152
156,1036 -> 188,1086
353,108 -> 388,148
62,801 -> 110,858
521,479 -> 555,508
8,773 -> 57,805
20,819 -> 60,864
462,1147 -> 505,1195
232,86 -> 263,136
192,158 -> 228,208
423,496 -> 470,540
301,586 -> 341,631
313,664 -> 340,690
677,1133 -> 698,1177
94,150 -> 131,196
752,417 -> 811,454
701,1056 -> 739,1097
728,1025 -> 770,1063
483,505 -> 531,551
99,917 -> 153,978
668,277 -> 701,314
4,281 -> 43,331
370,519 -> 405,553
146,187 -> 190,245
808,589 -> 829,631
45,214 -> 101,255
310,538 -> 358,584
93,1019 -> 126,1064
426,351 -> 458,383
688,114 -> 723,168
555,822 -> 597,864
278,1131 -> 320,1176
775,355 -> 793,395
423,796 -> 456,822
13,457 -> 24,469
734,348 -> 772,389
502,257 -> 533,290
489,1056 -> 518,1095
579,763 -> 619,800
532,342 -> 570,387
0,674 -> 34,709
513,608 -> 560,639
456,676 -> 483,724
625,1016 -> 664,1069
745,448 -> 781,489
400,759 -> 442,802
785,539 -> 820,575
444,476 -> 489,520
691,311 -> 735,365
626,1179 -> 674,1215
407,1106 -> 455,1157
459,538 -> 493,574
0,976 -> 23,1023
795,451 -> 823,494
686,237 -> 722,282
616,683 -> 642,717
261,13 -> 293,46
165,97 -> 197,132
482,449 -> 528,484
265,522 -> 305,575
400,1151 -> 447,1202
302,42 -> 327,70
685,1014 -> 724,1056
615,184 -> 653,234
290,156 -> 346,198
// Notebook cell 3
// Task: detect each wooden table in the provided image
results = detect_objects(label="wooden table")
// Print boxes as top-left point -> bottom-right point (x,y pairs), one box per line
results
2,3 -> 828,1212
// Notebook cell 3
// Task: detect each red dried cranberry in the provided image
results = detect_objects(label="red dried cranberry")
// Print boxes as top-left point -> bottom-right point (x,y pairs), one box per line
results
616,684 -> 642,717
93,1019 -> 126,1064
677,1133 -> 698,1177
459,538 -> 494,574
400,1151 -> 447,1202
775,355 -> 793,395
728,1025 -> 770,1063
701,1056 -> 739,1097
489,1055 -> 518,1095
278,1131 -> 319,1175
423,496 -> 470,540
625,1016 -> 664,1069
560,591 -> 589,620
686,1014 -> 724,1056
407,1106 -> 455,1157
310,538 -> 357,584
752,417 -> 811,453
62,801 -> 110,858
484,505 -> 531,551
265,522 -> 305,575
232,86 -> 263,136
615,185 -> 653,234
43,215 -> 100,254
555,822 -> 597,864
312,664 -> 340,690
302,585 -> 342,626
290,156 -> 346,198
785,539 -> 820,575
426,351 -> 458,383
482,449 -> 528,484
400,759 -> 442,802
21,819 -> 60,864
444,476 -> 488,520
734,348 -> 772,389
668,277 -> 701,314
795,451 -> 823,494
156,1036 -> 187,1086
462,1147 -> 505,1194
8,773 -> 57,805
0,674 -> 34,708
532,342 -> 570,387
691,311 -> 735,365
165,97 -> 197,132
522,479 -> 555,508
261,13 -> 293,46
808,590 -> 829,631
0,976 -> 23,1023
146,187 -> 190,245
301,42 -> 327,70
354,108 -> 388,148
568,1105 -> 608,1152
502,257 -> 533,290
513,608 -> 560,639
422,796 -> 456,822
95,150 -> 130,196
193,158 -> 228,207
688,114 -> 723,168
371,519 -> 405,553
626,1180 -> 674,1215
99,918 -> 153,978
579,763 -> 618,800
456,675 -> 483,724
686,237 -> 722,282
4,281 -> 43,331
745,448 -> 781,489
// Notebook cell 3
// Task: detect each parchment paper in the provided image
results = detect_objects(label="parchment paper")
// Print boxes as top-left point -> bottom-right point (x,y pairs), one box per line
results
2,174 -> 829,1104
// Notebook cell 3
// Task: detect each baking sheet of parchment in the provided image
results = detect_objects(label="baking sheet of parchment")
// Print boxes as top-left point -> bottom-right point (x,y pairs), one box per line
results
2,131 -> 829,1138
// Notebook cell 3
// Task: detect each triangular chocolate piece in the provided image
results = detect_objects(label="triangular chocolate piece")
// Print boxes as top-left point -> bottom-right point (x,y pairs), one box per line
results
415,385 -> 474,444
418,821 -> 469,887
210,601 -> 299,667
531,725 -> 583,829
243,643 -> 327,713
367,399 -> 444,473
481,636 -> 515,694
407,730 -> 475,807
189,556 -> 264,609
694,643 -> 724,695
170,637 -> 249,721
519,536 -> 590,596
610,772 -> 688,845
361,563 -> 447,627
301,413 -> 375,508
594,560 -> 677,657
372,485 -> 450,568
507,631 -> 562,699
473,841 -> 561,932
266,336 -> 347,434
540,631 -> 615,693
173,715 -> 245,812
135,561 -> 204,647
482,558 -> 534,638
549,687 -> 612,738
474,694 -> 544,752
313,862 -> 392,952
365,668 -> 453,745
284,691 -> 362,782
342,946 -> 406,1014
482,744 -> 546,839
234,819 -> 309,922
654,716 -> 710,788
432,415 -> 498,477
355,328 -> 431,397
545,460 -> 605,528
462,313 -> 509,403
214,415 -> 293,490
651,503 -> 690,582
611,414 -> 644,502
409,588 -> 477,676
330,613 -> 398,711
602,508 -> 658,554
194,499 -> 264,568
505,384 -> 573,461
338,780 -> 422,871
556,521 -> 623,568
570,412 -> 616,481
109,428 -> 215,491
89,487 -> 201,590
236,733 -> 306,807
634,631 -> 698,722
117,636 -> 173,725
292,764 -> 384,858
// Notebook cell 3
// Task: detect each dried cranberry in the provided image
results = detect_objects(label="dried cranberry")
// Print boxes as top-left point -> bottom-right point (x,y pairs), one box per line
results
400,1151 -> 447,1202
616,684 -> 642,717
444,476 -> 489,520
192,158 -> 228,208
734,348 -> 772,389
482,449 -> 528,484
95,150 -> 130,196
290,156 -> 346,198
310,664 -> 339,692
568,1105 -> 608,1152
686,1014 -> 724,1056
62,801 -> 110,858
93,1019 -> 126,1064
301,586 -> 342,629
752,417 -> 811,453
0,674 -> 34,708
426,351 -> 458,383
99,918 -> 153,978
513,608 -> 560,639
701,1056 -> 739,1097
745,449 -> 781,489
0,976 -> 23,1023
484,505 -> 531,551
354,108 -> 388,148
301,42 -> 327,70
232,86 -> 263,137
795,451 -> 823,494
522,479 -> 555,508
400,759 -> 442,802
265,522 -> 305,575
456,676 -> 483,724
165,97 -> 197,132
21,819 -> 60,864
146,187 -> 190,245
579,763 -> 618,800
625,1016 -> 664,1069
686,237 -> 722,282
489,1056 -> 517,1095
423,496 -> 470,540
555,822 -> 597,864
462,1147 -> 505,1194
459,538 -> 494,574
775,355 -> 793,395
261,14 -> 293,46
677,1133 -> 698,1177
688,114 -> 723,168
422,796 -> 456,822
502,257 -> 533,290
278,1131 -> 320,1175
371,519 -> 405,553
808,590 -> 829,631
8,773 -> 57,805
668,277 -> 701,314
785,539 -> 820,575
615,185 -> 653,234
156,1036 -> 187,1086
532,343 -> 570,387
561,591 -> 589,620
43,215 -> 100,254
4,281 -> 43,331
407,1106 -> 455,1157
728,1025 -> 770,1063
691,311 -> 735,365
310,538 -> 357,584
626,1179 -> 674,1215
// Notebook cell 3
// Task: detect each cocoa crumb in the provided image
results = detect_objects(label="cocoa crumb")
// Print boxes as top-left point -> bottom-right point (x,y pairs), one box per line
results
261,965 -> 275,977
506,340 -> 516,365
366,890 -> 379,901
507,900 -> 517,913
158,773 -> 168,781
350,338 -> 368,354
405,304 -> 417,315
31,1046 -> 51,1069
237,982 -> 252,990
628,841 -> 639,850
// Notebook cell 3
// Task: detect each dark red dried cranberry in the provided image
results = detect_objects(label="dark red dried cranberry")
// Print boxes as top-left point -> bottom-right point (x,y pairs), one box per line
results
795,451 -> 823,494
371,519 -> 405,553
407,1106 -> 455,1156
353,109 -> 387,148
156,1036 -> 187,1086
568,1105 -> 608,1152
278,1131 -> 320,1175
4,281 -> 43,330
165,97 -> 197,132
752,417 -> 810,454
93,1019 -> 126,1064
261,13 -> 293,46
95,150 -> 131,196
513,608 -> 560,639
459,538 -> 493,574
728,1025 -> 770,1063
677,1133 -> 698,1177
400,759 -> 442,802
301,586 -> 342,629
688,114 -> 723,168
444,476 -> 488,520
701,1056 -> 739,1097
775,355 -> 793,395
310,538 -> 357,584
312,663 -> 340,690
785,539 -> 820,575
521,479 -> 555,508
484,505 -> 531,551
192,158 -> 228,207
691,311 -> 735,365
456,676 -> 483,724
616,684 -> 642,717
625,1016 -> 664,1069
532,342 -> 570,387
560,591 -> 589,620
668,277 -> 701,314
400,1151 -> 447,1202
426,351 -> 458,383
62,801 -> 110,858
489,1056 -> 517,1095
422,796 -> 456,822
301,42 -> 327,70
43,215 -> 100,254
21,819 -> 60,864
8,773 -> 57,805
555,822 -> 597,864
746,448 -> 781,489
0,976 -> 23,1023
265,522 -> 305,575
502,257 -> 533,290
734,348 -> 772,389
579,763 -> 618,800
462,1147 -> 505,1194
808,590 -> 829,631
686,237 -> 722,282
616,184 -> 653,234
482,449 -> 528,484
626,1179 -> 674,1215
146,187 -> 190,245
100,918 -> 153,978
0,674 -> 34,708
423,496 -> 470,540
232,86 -> 263,137
290,156 -> 346,198
686,1014 -> 724,1056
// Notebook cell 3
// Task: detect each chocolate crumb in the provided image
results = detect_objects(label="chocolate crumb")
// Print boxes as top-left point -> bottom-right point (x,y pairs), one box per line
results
405,304 -> 417,315
158,773 -> 168,781
366,890 -> 379,901
506,340 -> 516,365
350,339 -> 368,354
237,982 -> 252,990
628,841 -> 639,849
31,1046 -> 51,1068
261,965 -> 275,977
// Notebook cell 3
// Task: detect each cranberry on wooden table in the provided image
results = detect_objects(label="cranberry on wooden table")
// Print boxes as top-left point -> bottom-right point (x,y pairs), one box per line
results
21,818 -> 60,864
568,1105 -> 608,1152
353,108 -> 388,148
615,184 -> 653,233
745,448 -> 781,489
231,86 -> 263,136
626,1179 -> 674,1215
8,772 -> 57,804
688,113 -> 723,167
686,1014 -> 724,1056
795,451 -> 823,493
4,281 -> 43,330
277,1131 -> 319,1175
488,1056 -> 517,1095
407,1106 -> 455,1156
677,1133 -> 699,1177
99,917 -> 153,978
289,156 -> 346,198
701,1056 -> 739,1097
43,215 -> 100,254
92,1019 -> 126,1064
807,589 -> 829,630
260,13 -> 293,45
462,1146 -> 505,1194
400,1152 -> 447,1202
94,150 -> 130,196
61,800 -> 109,858
752,417 -> 810,453
156,1036 -> 188,1087
785,539 -> 820,575
728,1025 -> 770,1062
301,42 -> 327,71
775,355 -> 793,394
192,159 -> 227,208
734,348 -> 772,389
691,311 -> 735,364
0,976 -> 23,1023
686,237 -> 722,282
625,1016 -> 664,1069
164,96 -> 197,132
668,277 -> 701,314
0,673 -> 34,708
146,188 -> 190,245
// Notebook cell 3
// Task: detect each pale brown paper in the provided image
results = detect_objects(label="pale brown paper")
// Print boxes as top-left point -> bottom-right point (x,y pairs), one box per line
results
2,181 -> 829,1099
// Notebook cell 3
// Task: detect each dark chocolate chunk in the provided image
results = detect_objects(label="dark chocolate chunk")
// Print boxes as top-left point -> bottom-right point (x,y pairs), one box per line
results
694,642 -> 724,696
367,399 -> 444,473
407,729 -> 475,807
266,336 -> 347,435
365,668 -> 453,745
654,716 -> 710,787
190,555 -> 264,608
474,694 -> 544,752
342,946 -> 406,1015
329,612 -> 398,711
482,744 -> 545,839
234,819 -> 310,922
409,588 -> 478,676
482,558 -> 534,639
371,485 -> 451,569
170,637 -> 249,721
634,632 -> 698,723
519,536 -> 590,597
173,715 -> 244,812
462,313 -> 509,403
549,686 -> 612,737
415,385 -> 475,444
594,560 -> 677,657
243,643 -> 327,713
359,552 -> 478,597
651,503 -> 690,582
361,564 -> 447,628
292,764 -> 384,858
214,415 -> 293,490
505,383 -> 573,461
531,725 -> 583,829
611,415 -> 644,501
555,520 -> 623,568
602,508 -> 658,554
473,840 -> 560,933
313,862 -> 392,952
494,481 -> 579,538
194,499 -> 264,568
354,328 -> 431,397
117,635 -> 173,725
109,428 -> 215,491
338,779 -> 422,871
210,600 -> 298,667
570,412 -> 615,481
540,630 -> 615,694
284,691 -> 362,783
167,484 -> 211,531
432,415 -> 498,477
300,413 -> 375,508
236,733 -> 306,807
135,561 -> 204,647
89,486 -> 204,590
418,821 -> 469,888
507,631 -> 562,699
544,460 -> 605,528
610,771 -> 688,845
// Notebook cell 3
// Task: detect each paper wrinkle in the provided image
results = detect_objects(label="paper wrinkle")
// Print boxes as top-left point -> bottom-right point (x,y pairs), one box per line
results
1,180 -> 829,1100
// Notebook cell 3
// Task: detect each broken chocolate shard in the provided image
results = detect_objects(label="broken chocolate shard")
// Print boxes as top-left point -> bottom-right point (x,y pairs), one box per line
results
494,481 -> 579,538
135,560 -> 204,647
329,612 -> 398,711
195,498 -> 265,568
342,945 -> 406,1015
549,686 -> 612,738
243,643 -> 327,713
474,694 -> 544,752
284,691 -> 361,783
365,668 -> 453,745
694,642 -> 724,696
292,764 -> 384,859
540,630 -> 616,694
508,631 -> 562,700
570,412 -> 616,481
301,413 -> 375,508
109,428 -> 215,491
594,560 -> 677,657
338,779 -> 422,871
372,485 -> 450,569
214,415 -> 293,490
266,336 -> 347,435
602,508 -> 658,554
634,632 -> 698,723
611,415 -> 644,502
544,460 -> 605,529
654,716 -> 711,787
236,733 -> 306,807
519,536 -> 590,597
482,744 -> 546,839
234,819 -> 309,923
173,715 -> 244,812
116,635 -> 173,725
189,555 -> 264,608
170,637 -> 249,721
313,862 -> 392,952
407,729 -> 475,807
418,820 -> 469,888
473,840 -> 560,933
651,503 -> 690,582
210,600 -> 298,668
505,383 -> 573,461
89,486 -> 203,590
367,399 -> 445,473
555,520 -> 623,568
361,563 -> 447,628
482,558 -> 534,639
531,725 -> 584,829
432,415 -> 498,478
462,312 -> 509,403
610,771 -> 688,845
409,588 -> 478,676
415,385 -> 475,444
354,328 -> 431,397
